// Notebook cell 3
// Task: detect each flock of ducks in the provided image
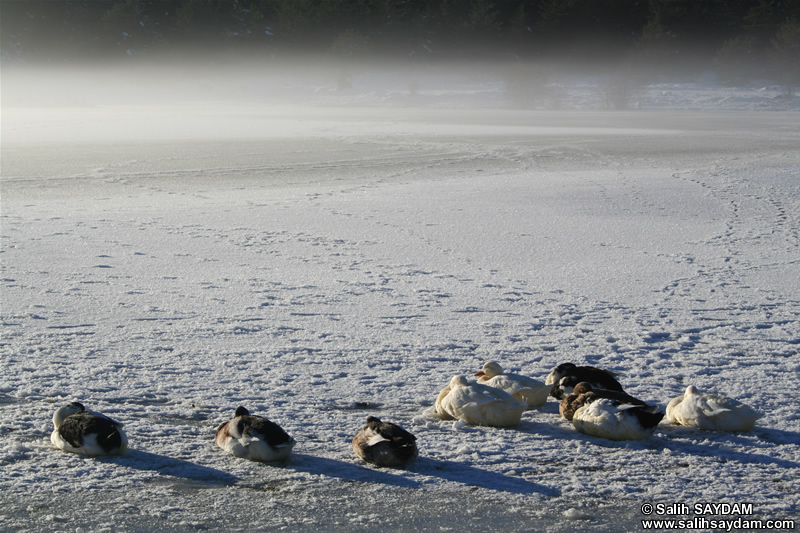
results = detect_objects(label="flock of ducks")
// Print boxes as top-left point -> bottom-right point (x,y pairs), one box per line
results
50,361 -> 764,468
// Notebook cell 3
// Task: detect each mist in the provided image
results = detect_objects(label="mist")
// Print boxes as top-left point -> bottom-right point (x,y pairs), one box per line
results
3,0 -> 798,143
3,53 -> 796,150
3,0 -> 798,112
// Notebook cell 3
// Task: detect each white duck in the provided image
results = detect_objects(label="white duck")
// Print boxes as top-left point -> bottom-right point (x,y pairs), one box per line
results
433,380 -> 455,420
572,398 -> 664,441
474,361 -> 549,408
666,385 -> 763,432
215,406 -> 296,462
436,375 -> 526,427
51,402 -> 128,456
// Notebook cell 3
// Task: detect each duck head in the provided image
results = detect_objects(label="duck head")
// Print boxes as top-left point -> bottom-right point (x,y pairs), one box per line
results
474,361 -> 504,379
449,375 -> 470,389
52,402 -> 85,428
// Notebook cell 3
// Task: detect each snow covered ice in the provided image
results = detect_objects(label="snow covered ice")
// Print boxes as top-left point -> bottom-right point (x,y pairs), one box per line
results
1,69 -> 799,531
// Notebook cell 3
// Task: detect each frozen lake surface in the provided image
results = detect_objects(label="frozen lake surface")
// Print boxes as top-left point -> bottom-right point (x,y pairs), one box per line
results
2,87 -> 799,531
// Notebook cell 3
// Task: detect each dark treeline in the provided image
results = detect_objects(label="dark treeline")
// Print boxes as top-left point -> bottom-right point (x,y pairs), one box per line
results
2,0 -> 799,79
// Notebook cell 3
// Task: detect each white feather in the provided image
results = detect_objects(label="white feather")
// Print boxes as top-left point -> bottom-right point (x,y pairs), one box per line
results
666,385 -> 762,432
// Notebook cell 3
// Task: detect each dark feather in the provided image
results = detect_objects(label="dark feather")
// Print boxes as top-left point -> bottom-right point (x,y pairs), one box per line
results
233,406 -> 293,447
550,370 -> 624,400
58,411 -> 124,453
353,416 -> 418,467
367,416 -> 416,444
628,407 -> 665,429
560,381 -> 659,421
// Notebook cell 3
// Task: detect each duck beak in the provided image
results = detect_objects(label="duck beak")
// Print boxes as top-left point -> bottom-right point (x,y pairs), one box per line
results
474,371 -> 485,377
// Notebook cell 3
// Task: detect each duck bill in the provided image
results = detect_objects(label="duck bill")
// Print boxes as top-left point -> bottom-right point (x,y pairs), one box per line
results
474,371 -> 485,377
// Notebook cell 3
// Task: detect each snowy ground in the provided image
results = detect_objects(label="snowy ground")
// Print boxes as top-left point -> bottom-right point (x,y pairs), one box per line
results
1,71 -> 799,532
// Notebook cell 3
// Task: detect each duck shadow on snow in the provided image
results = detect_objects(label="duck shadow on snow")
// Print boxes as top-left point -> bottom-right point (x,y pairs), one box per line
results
108,449 -> 240,486
658,426 -> 800,469
755,427 -> 800,446
534,402 -> 561,416
284,453 -> 555,495
287,453 -> 422,489
550,422 -> 800,469
410,457 -> 558,496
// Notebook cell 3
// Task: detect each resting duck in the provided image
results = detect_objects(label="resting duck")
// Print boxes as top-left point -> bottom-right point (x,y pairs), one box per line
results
215,406 -> 295,462
433,380 -> 455,420
474,361 -> 549,408
666,385 -> 763,432
352,416 -> 418,468
548,363 -> 625,400
436,375 -> 526,427
559,382 -> 653,421
51,402 -> 128,456
572,398 -> 664,441
546,362 -> 622,386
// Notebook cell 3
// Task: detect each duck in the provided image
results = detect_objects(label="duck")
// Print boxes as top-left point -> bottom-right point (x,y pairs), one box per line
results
352,416 -> 418,468
215,406 -> 295,462
572,398 -> 664,441
545,362 -> 622,386
559,382 -> 594,421
666,385 -> 763,432
474,361 -> 550,408
436,375 -> 526,427
433,380 -> 455,420
51,402 -> 128,456
559,382 -> 657,421
548,364 -> 625,400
